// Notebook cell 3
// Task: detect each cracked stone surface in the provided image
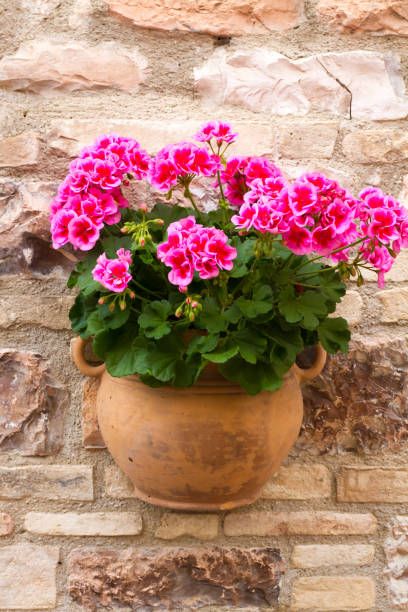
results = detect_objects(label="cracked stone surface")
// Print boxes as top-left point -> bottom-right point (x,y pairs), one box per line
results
384,516 -> 408,607
68,547 -> 284,609
297,335 -> 408,454
318,0 -> 408,36
0,350 -> 67,455
195,49 -> 408,120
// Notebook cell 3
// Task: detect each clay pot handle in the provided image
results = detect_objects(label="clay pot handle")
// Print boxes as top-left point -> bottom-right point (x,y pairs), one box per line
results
71,337 -> 105,378
293,345 -> 326,383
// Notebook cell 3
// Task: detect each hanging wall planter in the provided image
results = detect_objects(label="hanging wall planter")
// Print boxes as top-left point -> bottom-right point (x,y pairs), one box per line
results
52,121 -> 407,510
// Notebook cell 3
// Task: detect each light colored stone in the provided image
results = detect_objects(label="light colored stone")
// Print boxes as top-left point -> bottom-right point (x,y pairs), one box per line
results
25,512 -> 142,536
0,512 -> 14,536
0,465 -> 94,500
318,0 -> 408,36
400,175 -> 408,205
337,466 -> 408,502
82,378 -> 105,448
334,291 -> 363,326
292,576 -> 375,610
291,544 -> 375,568
277,122 -> 339,159
385,516 -> 408,608
48,119 -> 275,157
0,350 -> 66,456
107,0 -> 304,35
378,287 -> 408,322
0,132 -> 40,167
20,0 -> 60,15
155,513 -> 219,540
0,40 -> 146,94
105,464 -> 135,498
0,543 -> 59,609
195,49 -> 408,120
343,129 -> 408,163
261,464 -> 331,500
68,0 -> 93,29
224,511 -> 377,536
0,294 -> 72,329
380,250 -> 408,282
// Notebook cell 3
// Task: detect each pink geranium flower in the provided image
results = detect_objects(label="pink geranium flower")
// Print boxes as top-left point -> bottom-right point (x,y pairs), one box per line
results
92,249 -> 133,293
68,215 -> 100,251
194,120 -> 238,145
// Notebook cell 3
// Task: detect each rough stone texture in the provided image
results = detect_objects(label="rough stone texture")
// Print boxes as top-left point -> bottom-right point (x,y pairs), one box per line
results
334,291 -> 364,326
291,544 -> 375,568
224,511 -> 377,536
384,516 -> 408,608
25,512 -> 143,536
195,50 -> 408,120
155,513 -> 219,540
107,0 -> 305,35
21,0 -> 61,15
0,465 -> 94,500
0,513 -> 14,536
68,547 -> 284,609
261,463 -> 331,500
0,132 -> 40,167
343,129 -> 408,163
0,178 -> 73,277
0,543 -> 59,609
0,40 -> 147,94
318,0 -> 408,36
82,378 -> 105,448
337,467 -> 408,502
277,122 -> 339,159
104,464 -> 135,498
0,350 -> 66,455
292,576 -> 376,611
378,287 -> 408,322
401,175 -> 408,205
0,292 -> 72,329
298,335 -> 408,454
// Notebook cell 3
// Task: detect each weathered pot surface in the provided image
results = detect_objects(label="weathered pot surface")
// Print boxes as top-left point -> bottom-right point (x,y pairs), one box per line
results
72,338 -> 326,511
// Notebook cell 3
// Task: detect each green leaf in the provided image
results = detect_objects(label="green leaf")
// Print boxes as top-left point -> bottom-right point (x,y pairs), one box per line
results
219,358 -> 283,395
147,335 -> 184,382
69,293 -> 99,337
233,328 -> 267,364
105,335 -> 151,377
101,235 -> 133,258
186,334 -> 219,356
203,339 -> 239,363
73,257 -> 101,296
264,323 -> 304,364
138,300 -> 172,339
196,298 -> 227,333
224,303 -> 242,324
230,238 -> 256,278
236,284 -> 273,318
278,287 -> 328,330
318,317 -> 350,353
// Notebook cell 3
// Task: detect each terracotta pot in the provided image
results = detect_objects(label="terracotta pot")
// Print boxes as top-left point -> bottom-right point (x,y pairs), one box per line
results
72,338 -> 326,511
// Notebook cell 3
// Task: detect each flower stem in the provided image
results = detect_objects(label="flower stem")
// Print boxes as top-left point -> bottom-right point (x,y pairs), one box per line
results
184,186 -> 203,221
296,237 -> 366,272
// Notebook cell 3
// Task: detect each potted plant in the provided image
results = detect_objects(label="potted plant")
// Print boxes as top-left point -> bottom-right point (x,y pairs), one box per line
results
53,121 -> 407,510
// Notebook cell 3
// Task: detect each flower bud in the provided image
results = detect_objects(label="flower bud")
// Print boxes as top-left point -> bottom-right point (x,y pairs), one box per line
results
139,203 -> 148,213
119,300 -> 126,311
175,307 -> 183,318
98,297 -> 106,305
185,297 -> 192,305
154,218 -> 164,226
109,302 -> 116,312
189,312 -> 195,322
121,226 -> 128,234
129,291 -> 136,299
139,237 -> 145,247
191,301 -> 199,308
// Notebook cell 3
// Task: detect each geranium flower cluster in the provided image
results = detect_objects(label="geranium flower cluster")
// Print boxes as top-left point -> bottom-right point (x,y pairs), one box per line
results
92,248 -> 132,293
50,135 -> 150,251
194,120 -> 238,146
221,156 -> 284,206
149,142 -> 221,192
157,216 -> 237,290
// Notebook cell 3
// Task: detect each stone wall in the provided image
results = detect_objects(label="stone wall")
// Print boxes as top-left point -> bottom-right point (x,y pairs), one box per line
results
0,0 -> 408,610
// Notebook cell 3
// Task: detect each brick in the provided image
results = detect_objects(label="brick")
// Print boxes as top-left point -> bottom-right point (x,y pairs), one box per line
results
195,49 -> 408,120
0,465 -> 93,501
105,465 -> 134,498
299,335 -> 408,454
0,350 -> 66,456
107,0 -> 305,35
0,40 -> 146,94
334,291 -> 363,326
155,513 -> 219,540
291,544 -> 375,568
0,543 -> 59,609
318,0 -> 408,36
292,576 -> 375,610
384,516 -> 408,608
25,512 -> 142,536
48,119 -> 275,157
343,129 -> 408,163
82,378 -> 105,448
0,512 -> 14,536
277,122 -> 338,159
337,466 -> 408,503
68,547 -> 284,609
0,132 -> 40,167
378,288 -> 408,322
0,293 -> 72,330
261,464 -> 331,500
224,511 -> 376,536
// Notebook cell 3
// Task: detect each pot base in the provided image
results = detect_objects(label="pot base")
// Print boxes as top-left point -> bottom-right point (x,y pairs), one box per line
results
131,484 -> 259,512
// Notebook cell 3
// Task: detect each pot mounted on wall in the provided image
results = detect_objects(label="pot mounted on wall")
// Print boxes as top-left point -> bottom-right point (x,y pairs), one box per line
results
72,337 -> 326,511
